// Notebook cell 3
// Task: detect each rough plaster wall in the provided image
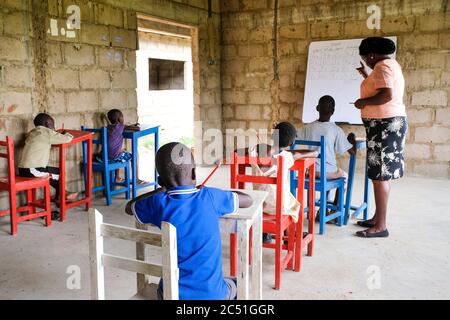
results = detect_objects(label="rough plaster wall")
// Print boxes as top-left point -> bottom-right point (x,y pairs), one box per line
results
220,0 -> 450,179
0,0 -> 221,210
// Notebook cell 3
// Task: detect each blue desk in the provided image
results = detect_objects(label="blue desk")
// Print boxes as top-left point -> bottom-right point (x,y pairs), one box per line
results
344,139 -> 370,224
123,125 -> 159,199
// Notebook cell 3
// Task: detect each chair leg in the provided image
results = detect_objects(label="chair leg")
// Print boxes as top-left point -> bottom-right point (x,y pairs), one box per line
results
249,227 -> 252,266
26,189 -> 34,216
287,223 -> 295,270
125,164 -> 130,200
105,169 -> 112,206
337,186 -> 344,226
319,190 -> 326,235
230,233 -> 237,277
44,185 -> 52,227
307,183 -> 315,257
274,231 -> 282,290
9,191 -> 17,236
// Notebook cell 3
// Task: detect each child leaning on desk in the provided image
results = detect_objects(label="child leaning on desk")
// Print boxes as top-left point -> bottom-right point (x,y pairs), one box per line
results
125,142 -> 253,300
102,109 -> 146,184
17,113 -> 79,207
245,121 -> 319,244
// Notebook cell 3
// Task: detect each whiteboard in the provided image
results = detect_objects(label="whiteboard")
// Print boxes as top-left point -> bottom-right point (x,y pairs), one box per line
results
302,37 -> 396,125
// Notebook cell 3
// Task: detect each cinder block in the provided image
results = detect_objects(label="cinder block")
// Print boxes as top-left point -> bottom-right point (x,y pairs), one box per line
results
416,52 -> 447,69
405,143 -> 431,160
80,23 -> 110,46
125,10 -> 137,30
52,113 -> 81,131
222,90 -> 246,104
235,105 -> 262,120
0,91 -> 33,115
400,34 -> 439,50
99,90 -> 127,110
411,90 -> 447,106
223,105 -> 234,119
126,51 -> 136,69
110,27 -> 137,49
200,91 -> 216,105
80,69 -> 110,89
0,36 -> 28,61
415,126 -> 450,144
3,11 -> 32,36
248,91 -> 271,105
64,44 -> 95,65
413,162 -> 449,179
440,33 -> 450,49
248,57 -> 272,73
220,0 -> 240,13
234,74 -> 262,89
207,107 -> 222,121
222,59 -> 247,74
279,90 -> 300,104
248,27 -> 272,42
112,70 -> 136,89
279,41 -> 295,57
436,108 -> 450,125
2,0 -> 31,11
279,106 -> 291,120
407,108 -> 433,124
48,0 -> 59,16
4,66 -> 32,88
310,21 -> 342,39
404,70 -> 436,89
248,120 -> 269,130
46,90 -> 66,114
47,68 -> 79,89
95,3 -> 123,28
434,145 -> 450,162
279,24 -> 307,39
382,16 -> 415,34
46,43 -> 62,65
222,28 -> 248,44
62,0 -> 94,23
66,90 -> 98,112
418,13 -> 450,32
98,48 -> 124,67
127,90 -> 137,109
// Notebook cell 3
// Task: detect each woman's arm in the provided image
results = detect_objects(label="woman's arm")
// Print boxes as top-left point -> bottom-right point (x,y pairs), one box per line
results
234,190 -> 253,208
290,149 -> 319,160
354,87 -> 393,109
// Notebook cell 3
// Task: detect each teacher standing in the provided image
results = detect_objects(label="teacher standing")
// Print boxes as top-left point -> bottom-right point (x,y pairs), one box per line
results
354,37 -> 408,238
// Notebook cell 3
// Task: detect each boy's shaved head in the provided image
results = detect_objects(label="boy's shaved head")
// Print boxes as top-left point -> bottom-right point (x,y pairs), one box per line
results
107,109 -> 123,124
34,113 -> 54,129
317,95 -> 335,115
155,142 -> 196,188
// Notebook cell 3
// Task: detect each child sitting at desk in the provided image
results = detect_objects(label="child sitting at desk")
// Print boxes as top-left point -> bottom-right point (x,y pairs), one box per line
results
103,109 -> 146,184
296,95 -> 357,220
246,121 -> 318,243
18,113 -> 79,204
126,142 -> 252,300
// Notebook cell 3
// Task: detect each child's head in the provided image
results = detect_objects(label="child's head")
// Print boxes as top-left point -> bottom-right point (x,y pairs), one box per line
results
34,113 -> 55,130
107,109 -> 124,125
273,121 -> 297,150
155,142 -> 196,188
316,95 -> 335,120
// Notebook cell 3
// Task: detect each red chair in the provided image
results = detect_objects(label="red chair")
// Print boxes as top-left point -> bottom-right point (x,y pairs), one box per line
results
229,152 -> 309,289
0,136 -> 52,235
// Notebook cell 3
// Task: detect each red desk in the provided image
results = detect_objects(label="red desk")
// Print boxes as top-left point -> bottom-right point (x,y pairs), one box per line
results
54,130 -> 93,221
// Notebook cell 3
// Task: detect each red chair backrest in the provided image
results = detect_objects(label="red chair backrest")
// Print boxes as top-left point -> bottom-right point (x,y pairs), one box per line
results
0,137 -> 16,187
230,152 -> 284,220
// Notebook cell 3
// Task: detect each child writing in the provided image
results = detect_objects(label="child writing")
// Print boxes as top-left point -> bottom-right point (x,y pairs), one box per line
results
248,121 -> 318,243
125,142 -> 252,300
103,109 -> 145,184
18,113 -> 79,204
296,95 -> 357,219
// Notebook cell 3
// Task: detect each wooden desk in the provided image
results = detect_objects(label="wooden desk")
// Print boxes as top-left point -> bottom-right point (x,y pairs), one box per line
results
54,130 -> 93,221
220,189 -> 267,300
123,125 -> 159,198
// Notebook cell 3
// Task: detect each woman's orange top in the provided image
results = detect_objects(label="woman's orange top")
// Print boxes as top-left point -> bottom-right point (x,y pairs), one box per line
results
360,58 -> 407,119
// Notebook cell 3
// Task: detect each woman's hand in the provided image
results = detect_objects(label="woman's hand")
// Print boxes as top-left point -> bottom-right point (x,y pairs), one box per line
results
354,99 -> 366,109
356,61 -> 368,79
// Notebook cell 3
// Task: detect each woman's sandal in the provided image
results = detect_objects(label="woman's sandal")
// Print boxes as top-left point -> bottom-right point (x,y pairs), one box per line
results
356,220 -> 376,228
355,229 -> 389,238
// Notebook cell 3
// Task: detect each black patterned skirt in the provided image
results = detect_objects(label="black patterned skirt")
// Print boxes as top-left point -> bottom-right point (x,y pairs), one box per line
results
362,116 -> 408,181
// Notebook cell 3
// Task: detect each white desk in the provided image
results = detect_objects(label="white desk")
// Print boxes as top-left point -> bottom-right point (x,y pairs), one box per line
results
220,189 -> 268,300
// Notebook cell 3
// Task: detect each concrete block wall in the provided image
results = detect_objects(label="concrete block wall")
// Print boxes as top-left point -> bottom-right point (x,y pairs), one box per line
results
220,0 -> 450,178
0,0 -> 222,209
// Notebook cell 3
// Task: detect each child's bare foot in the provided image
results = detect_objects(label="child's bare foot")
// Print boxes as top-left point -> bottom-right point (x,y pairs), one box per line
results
137,179 -> 148,185
66,192 -> 79,202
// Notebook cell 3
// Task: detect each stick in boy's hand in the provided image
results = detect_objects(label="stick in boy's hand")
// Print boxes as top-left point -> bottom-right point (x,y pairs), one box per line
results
199,160 -> 222,188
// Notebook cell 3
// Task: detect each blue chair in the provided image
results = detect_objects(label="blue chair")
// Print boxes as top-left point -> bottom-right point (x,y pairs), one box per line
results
290,136 -> 345,235
81,127 -> 130,206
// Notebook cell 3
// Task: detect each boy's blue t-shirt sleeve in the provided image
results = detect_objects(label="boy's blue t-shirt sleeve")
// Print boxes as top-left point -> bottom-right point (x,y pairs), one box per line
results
206,187 -> 239,216
132,195 -> 159,226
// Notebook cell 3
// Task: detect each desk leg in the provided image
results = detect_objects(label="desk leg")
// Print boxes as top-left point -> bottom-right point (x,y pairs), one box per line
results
236,219 -> 250,300
363,157 -> 370,220
251,207 -> 263,300
86,138 -> 93,210
131,137 -> 138,199
154,130 -> 159,188
345,154 -> 356,225
59,145 -> 66,221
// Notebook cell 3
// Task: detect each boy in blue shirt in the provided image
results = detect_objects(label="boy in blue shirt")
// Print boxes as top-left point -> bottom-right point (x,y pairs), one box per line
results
126,142 -> 252,300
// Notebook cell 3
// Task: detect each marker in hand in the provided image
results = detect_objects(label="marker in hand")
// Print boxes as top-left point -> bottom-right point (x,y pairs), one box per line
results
200,160 -> 222,188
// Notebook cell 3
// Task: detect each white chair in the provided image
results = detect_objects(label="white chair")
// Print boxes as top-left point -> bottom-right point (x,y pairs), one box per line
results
88,208 -> 179,300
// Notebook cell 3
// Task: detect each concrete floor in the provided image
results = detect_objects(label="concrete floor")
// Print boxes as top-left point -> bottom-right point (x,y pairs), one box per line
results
1,166 -> 449,300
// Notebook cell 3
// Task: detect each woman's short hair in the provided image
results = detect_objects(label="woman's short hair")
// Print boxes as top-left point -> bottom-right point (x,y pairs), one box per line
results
359,37 -> 396,56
